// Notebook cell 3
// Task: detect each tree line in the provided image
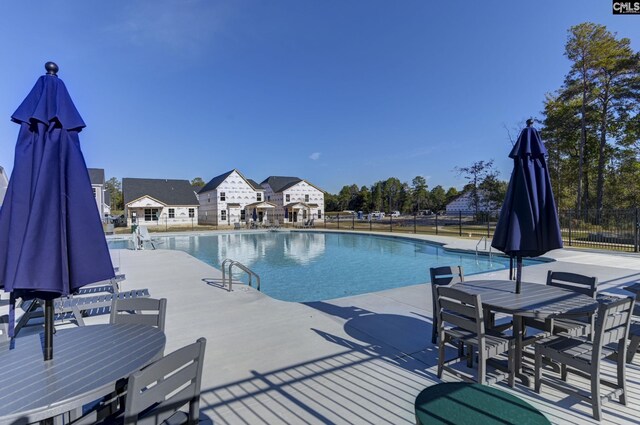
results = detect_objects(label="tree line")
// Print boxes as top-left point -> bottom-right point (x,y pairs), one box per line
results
542,22 -> 640,213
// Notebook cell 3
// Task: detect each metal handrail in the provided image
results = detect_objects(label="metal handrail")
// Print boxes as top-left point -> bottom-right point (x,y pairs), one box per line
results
475,236 -> 493,264
220,258 -> 261,292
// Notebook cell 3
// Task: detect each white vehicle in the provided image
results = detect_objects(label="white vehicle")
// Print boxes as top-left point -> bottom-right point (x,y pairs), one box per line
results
391,211 -> 400,217
370,211 -> 385,219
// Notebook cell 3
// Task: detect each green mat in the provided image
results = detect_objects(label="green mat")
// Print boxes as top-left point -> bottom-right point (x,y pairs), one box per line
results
415,383 -> 551,425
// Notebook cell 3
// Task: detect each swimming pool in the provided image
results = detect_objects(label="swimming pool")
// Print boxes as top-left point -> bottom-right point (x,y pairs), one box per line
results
108,231 -> 542,302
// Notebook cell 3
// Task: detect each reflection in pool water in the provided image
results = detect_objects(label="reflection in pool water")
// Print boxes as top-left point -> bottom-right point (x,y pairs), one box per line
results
108,231 -> 541,302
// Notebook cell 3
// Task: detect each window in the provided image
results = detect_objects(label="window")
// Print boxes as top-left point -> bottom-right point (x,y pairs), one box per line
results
221,210 -> 226,221
144,208 -> 159,221
285,194 -> 290,202
303,210 -> 307,219
92,188 -> 97,198
256,193 -> 262,201
188,208 -> 195,218
267,195 -> 270,201
305,194 -> 309,202
220,192 -> 226,201
207,194 -> 210,203
241,210 -> 246,220
168,208 -> 175,219
318,209 -> 322,219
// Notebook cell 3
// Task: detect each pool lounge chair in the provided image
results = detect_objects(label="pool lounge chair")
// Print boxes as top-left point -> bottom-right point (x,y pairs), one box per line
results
137,225 -> 158,250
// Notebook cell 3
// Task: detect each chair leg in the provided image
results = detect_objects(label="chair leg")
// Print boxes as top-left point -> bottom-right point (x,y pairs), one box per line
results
561,364 -> 568,381
431,318 -> 437,344
534,346 -> 542,393
508,340 -> 515,388
478,351 -> 486,385
437,338 -> 445,379
618,342 -> 627,406
591,370 -> 601,421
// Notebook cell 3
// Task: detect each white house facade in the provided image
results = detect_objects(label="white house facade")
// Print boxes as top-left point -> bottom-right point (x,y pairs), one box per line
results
445,190 -> 497,215
261,176 -> 325,224
198,169 -> 267,225
88,168 -> 108,220
123,178 -> 198,227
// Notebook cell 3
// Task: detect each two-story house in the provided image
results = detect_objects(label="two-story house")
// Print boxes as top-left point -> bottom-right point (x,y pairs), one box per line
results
123,178 -> 199,227
88,168 -> 108,220
261,176 -> 325,224
198,169 -> 270,225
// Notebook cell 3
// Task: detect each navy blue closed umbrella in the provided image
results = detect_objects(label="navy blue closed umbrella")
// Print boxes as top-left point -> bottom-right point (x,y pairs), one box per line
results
491,119 -> 563,293
0,63 -> 114,359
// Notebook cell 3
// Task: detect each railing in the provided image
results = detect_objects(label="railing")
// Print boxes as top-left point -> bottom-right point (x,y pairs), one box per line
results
221,259 -> 261,292
475,236 -> 493,264
322,208 -> 640,253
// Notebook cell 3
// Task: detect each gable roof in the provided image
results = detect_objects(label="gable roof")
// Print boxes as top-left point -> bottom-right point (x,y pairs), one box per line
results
88,168 -> 105,185
199,169 -> 264,194
260,176 -> 303,193
199,170 -> 235,194
261,176 -> 325,193
123,178 -> 198,206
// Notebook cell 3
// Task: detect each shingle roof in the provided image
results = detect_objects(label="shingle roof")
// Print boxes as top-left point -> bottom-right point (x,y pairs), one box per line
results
123,178 -> 198,206
88,168 -> 105,185
246,179 -> 264,191
199,170 -> 235,194
260,176 -> 303,193
199,169 -> 264,194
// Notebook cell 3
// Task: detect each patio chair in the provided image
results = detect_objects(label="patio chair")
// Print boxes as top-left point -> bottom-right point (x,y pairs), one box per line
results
436,286 -> 515,386
430,266 -> 464,344
0,315 -> 9,345
304,218 -> 315,228
525,271 -> 598,339
233,222 -> 242,230
110,297 -> 167,332
73,338 -> 207,425
534,296 -> 634,421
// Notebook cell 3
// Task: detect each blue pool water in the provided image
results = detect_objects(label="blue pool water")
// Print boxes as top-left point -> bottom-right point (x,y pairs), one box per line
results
109,231 -> 541,302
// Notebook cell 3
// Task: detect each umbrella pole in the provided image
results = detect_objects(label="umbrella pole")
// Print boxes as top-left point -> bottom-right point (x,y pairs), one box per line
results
515,256 -> 523,294
44,299 -> 54,360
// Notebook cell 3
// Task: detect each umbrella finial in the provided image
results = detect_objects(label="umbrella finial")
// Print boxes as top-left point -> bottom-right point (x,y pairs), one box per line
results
526,118 -> 534,127
45,62 -> 59,76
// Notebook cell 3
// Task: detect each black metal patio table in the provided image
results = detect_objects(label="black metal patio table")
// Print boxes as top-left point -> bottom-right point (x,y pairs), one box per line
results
0,323 -> 165,424
452,280 -> 599,386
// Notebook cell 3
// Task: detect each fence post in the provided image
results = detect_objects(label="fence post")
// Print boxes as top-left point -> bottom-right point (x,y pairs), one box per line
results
390,215 -> 393,232
635,207 -> 639,253
459,211 -> 462,237
192,217 -> 194,230
435,214 -> 438,235
568,210 -> 572,247
369,216 -> 372,232
337,214 -> 340,229
485,214 -> 489,237
352,214 -> 355,230
414,214 -> 417,234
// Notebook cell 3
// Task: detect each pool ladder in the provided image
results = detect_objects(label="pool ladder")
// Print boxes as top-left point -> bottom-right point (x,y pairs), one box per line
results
221,259 -> 261,292
475,236 -> 493,265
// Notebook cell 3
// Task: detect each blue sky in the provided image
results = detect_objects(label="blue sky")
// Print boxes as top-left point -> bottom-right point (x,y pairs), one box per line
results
0,1 -> 638,194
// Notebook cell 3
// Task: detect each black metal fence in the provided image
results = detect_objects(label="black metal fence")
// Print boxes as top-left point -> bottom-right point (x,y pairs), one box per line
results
323,208 -> 640,253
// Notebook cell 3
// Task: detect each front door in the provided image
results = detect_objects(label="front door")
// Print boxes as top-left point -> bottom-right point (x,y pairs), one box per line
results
293,211 -> 298,223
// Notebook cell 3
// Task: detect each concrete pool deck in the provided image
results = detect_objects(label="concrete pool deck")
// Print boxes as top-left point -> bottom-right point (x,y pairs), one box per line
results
6,230 -> 640,424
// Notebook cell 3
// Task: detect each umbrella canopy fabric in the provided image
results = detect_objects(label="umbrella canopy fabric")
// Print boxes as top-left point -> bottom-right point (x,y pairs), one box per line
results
0,69 -> 114,302
492,123 -> 563,258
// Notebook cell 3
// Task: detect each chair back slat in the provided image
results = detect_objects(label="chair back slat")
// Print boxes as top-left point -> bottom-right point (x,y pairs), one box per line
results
430,266 -> 464,286
438,298 -> 477,320
440,311 -> 478,333
124,338 -> 207,425
111,297 -> 167,332
592,297 -> 634,361
436,286 -> 483,336
546,271 -> 597,298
